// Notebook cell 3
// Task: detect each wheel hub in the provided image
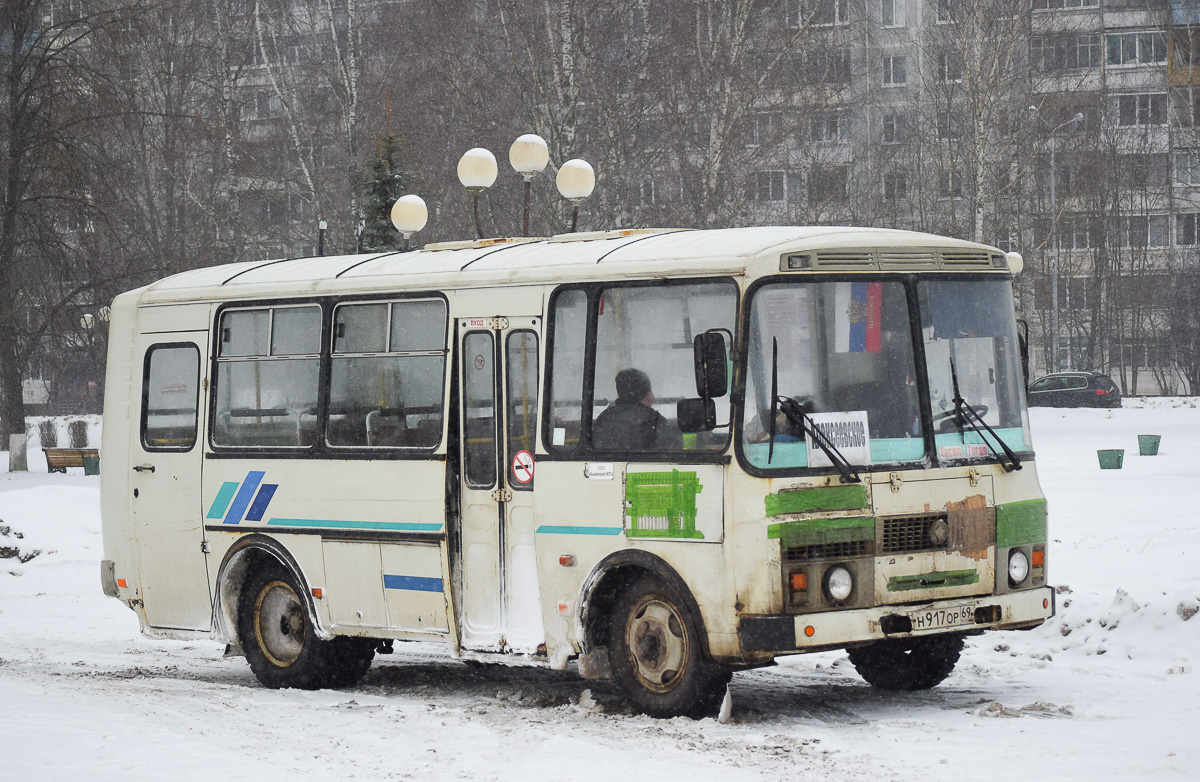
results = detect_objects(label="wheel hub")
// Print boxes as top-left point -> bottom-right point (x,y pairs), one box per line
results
626,597 -> 688,692
255,580 -> 306,668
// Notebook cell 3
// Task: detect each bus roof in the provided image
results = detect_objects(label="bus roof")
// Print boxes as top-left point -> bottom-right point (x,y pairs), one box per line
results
131,226 -> 1008,304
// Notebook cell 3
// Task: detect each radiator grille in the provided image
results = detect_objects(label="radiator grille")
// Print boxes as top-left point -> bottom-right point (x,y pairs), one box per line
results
784,539 -> 874,562
880,513 -> 948,554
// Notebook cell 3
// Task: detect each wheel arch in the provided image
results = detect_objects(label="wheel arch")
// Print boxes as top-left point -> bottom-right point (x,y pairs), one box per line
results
578,549 -> 715,662
212,534 -> 332,652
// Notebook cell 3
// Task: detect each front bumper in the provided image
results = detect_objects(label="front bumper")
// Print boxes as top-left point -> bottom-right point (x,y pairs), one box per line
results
739,586 -> 1054,653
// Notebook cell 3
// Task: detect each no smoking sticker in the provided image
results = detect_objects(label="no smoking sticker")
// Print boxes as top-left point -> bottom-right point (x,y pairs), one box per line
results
512,450 -> 535,484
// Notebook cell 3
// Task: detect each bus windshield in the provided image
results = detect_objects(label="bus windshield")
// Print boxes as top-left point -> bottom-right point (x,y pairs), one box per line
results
918,279 -> 1031,461
741,280 -> 924,470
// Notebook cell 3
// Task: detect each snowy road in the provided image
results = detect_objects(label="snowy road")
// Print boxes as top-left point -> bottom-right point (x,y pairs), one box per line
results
2,403 -> 1198,780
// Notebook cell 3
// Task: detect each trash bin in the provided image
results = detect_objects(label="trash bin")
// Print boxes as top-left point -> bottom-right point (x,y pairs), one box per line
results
1097,449 -> 1124,469
1138,435 -> 1161,456
82,454 -> 100,476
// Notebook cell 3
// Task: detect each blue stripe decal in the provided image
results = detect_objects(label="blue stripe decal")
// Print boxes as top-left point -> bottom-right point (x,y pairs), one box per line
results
223,471 -> 265,525
207,482 -> 240,519
383,574 -> 444,593
266,518 -> 444,532
536,525 -> 623,536
245,484 -> 278,522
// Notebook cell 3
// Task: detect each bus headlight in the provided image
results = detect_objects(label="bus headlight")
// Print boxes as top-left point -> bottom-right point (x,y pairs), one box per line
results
824,566 -> 854,602
1008,549 -> 1030,585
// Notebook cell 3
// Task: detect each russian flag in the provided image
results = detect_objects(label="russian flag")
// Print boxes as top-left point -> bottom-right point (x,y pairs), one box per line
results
835,282 -> 883,353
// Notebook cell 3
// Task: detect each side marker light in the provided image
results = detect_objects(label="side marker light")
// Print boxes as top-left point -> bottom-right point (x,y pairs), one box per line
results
559,555 -> 575,567
311,587 -> 324,598
1044,598 -> 1049,609
116,578 -> 127,588
804,625 -> 815,637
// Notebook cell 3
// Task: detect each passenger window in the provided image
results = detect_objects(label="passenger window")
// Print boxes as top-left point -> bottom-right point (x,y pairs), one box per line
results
142,345 -> 200,451
212,305 -> 321,448
326,299 -> 447,449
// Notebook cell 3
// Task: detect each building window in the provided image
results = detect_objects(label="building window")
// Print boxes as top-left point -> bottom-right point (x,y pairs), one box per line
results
1033,0 -> 1099,9
750,111 -> 783,146
1178,213 -> 1200,246
1030,34 -> 1102,72
937,52 -> 963,83
1059,215 -> 1098,250
938,171 -> 963,199
884,171 -> 908,201
787,0 -> 849,28
1116,93 -> 1166,126
812,112 -> 851,142
810,165 -> 848,202
1107,31 -> 1167,67
1118,215 -> 1169,248
881,113 -> 905,144
748,171 -> 786,202
882,0 -> 904,27
1176,152 -> 1200,186
882,55 -> 907,86
936,111 -> 963,139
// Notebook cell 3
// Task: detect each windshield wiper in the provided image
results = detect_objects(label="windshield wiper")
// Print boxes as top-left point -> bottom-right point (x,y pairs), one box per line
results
767,337 -> 861,483
947,347 -> 1022,473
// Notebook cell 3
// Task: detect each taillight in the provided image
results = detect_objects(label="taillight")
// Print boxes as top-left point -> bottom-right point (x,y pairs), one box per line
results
1095,389 -> 1108,395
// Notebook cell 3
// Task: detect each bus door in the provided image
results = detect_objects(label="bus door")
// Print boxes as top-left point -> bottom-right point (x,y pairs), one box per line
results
131,327 -> 211,631
457,315 -> 545,653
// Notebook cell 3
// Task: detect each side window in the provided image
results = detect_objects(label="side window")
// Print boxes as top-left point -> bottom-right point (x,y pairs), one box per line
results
506,331 -> 539,488
545,280 -> 737,456
546,289 -> 587,450
212,305 -> 321,448
1029,378 -> 1051,392
142,345 -> 200,451
326,298 -> 447,449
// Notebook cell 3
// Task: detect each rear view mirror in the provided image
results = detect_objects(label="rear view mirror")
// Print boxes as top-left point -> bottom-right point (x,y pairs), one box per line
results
693,331 -> 728,399
677,398 -> 716,433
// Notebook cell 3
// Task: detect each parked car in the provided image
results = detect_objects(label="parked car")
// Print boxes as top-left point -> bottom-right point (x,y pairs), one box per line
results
1027,371 -> 1122,408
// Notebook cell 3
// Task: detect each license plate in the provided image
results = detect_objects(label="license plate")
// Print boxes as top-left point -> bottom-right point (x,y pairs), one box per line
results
908,604 -> 975,631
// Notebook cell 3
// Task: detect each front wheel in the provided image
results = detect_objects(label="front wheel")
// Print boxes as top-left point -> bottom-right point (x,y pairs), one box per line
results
239,563 -> 372,689
606,573 -> 731,718
846,634 -> 964,691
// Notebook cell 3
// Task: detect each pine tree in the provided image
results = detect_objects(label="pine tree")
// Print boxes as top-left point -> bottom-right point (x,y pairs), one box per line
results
358,133 -> 413,252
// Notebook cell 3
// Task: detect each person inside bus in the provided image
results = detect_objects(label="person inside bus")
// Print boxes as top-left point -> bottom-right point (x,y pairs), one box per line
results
592,368 -> 677,451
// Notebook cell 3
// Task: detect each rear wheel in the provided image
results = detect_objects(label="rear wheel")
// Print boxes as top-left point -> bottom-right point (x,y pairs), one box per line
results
239,563 -> 372,689
847,634 -> 964,691
607,573 -> 731,718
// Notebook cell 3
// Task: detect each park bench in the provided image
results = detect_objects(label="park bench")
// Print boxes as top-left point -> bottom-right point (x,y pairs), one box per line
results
44,448 -> 100,475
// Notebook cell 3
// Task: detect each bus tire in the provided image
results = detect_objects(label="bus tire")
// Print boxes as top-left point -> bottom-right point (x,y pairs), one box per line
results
846,634 -> 964,691
239,563 -> 336,690
606,573 -> 731,718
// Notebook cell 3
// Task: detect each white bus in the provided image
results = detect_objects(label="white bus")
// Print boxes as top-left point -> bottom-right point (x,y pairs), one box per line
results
100,226 -> 1052,717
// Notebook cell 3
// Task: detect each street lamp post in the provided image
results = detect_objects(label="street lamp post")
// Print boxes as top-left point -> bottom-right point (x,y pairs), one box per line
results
1029,107 -> 1084,373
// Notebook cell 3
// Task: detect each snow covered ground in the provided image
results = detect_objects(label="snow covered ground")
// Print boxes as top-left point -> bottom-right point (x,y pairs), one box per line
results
1,403 -> 1197,781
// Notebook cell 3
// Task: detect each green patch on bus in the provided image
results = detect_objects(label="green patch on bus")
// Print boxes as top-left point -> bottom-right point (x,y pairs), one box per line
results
767,515 -> 875,548
996,498 -> 1048,548
764,484 -> 868,517
625,470 -> 704,539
